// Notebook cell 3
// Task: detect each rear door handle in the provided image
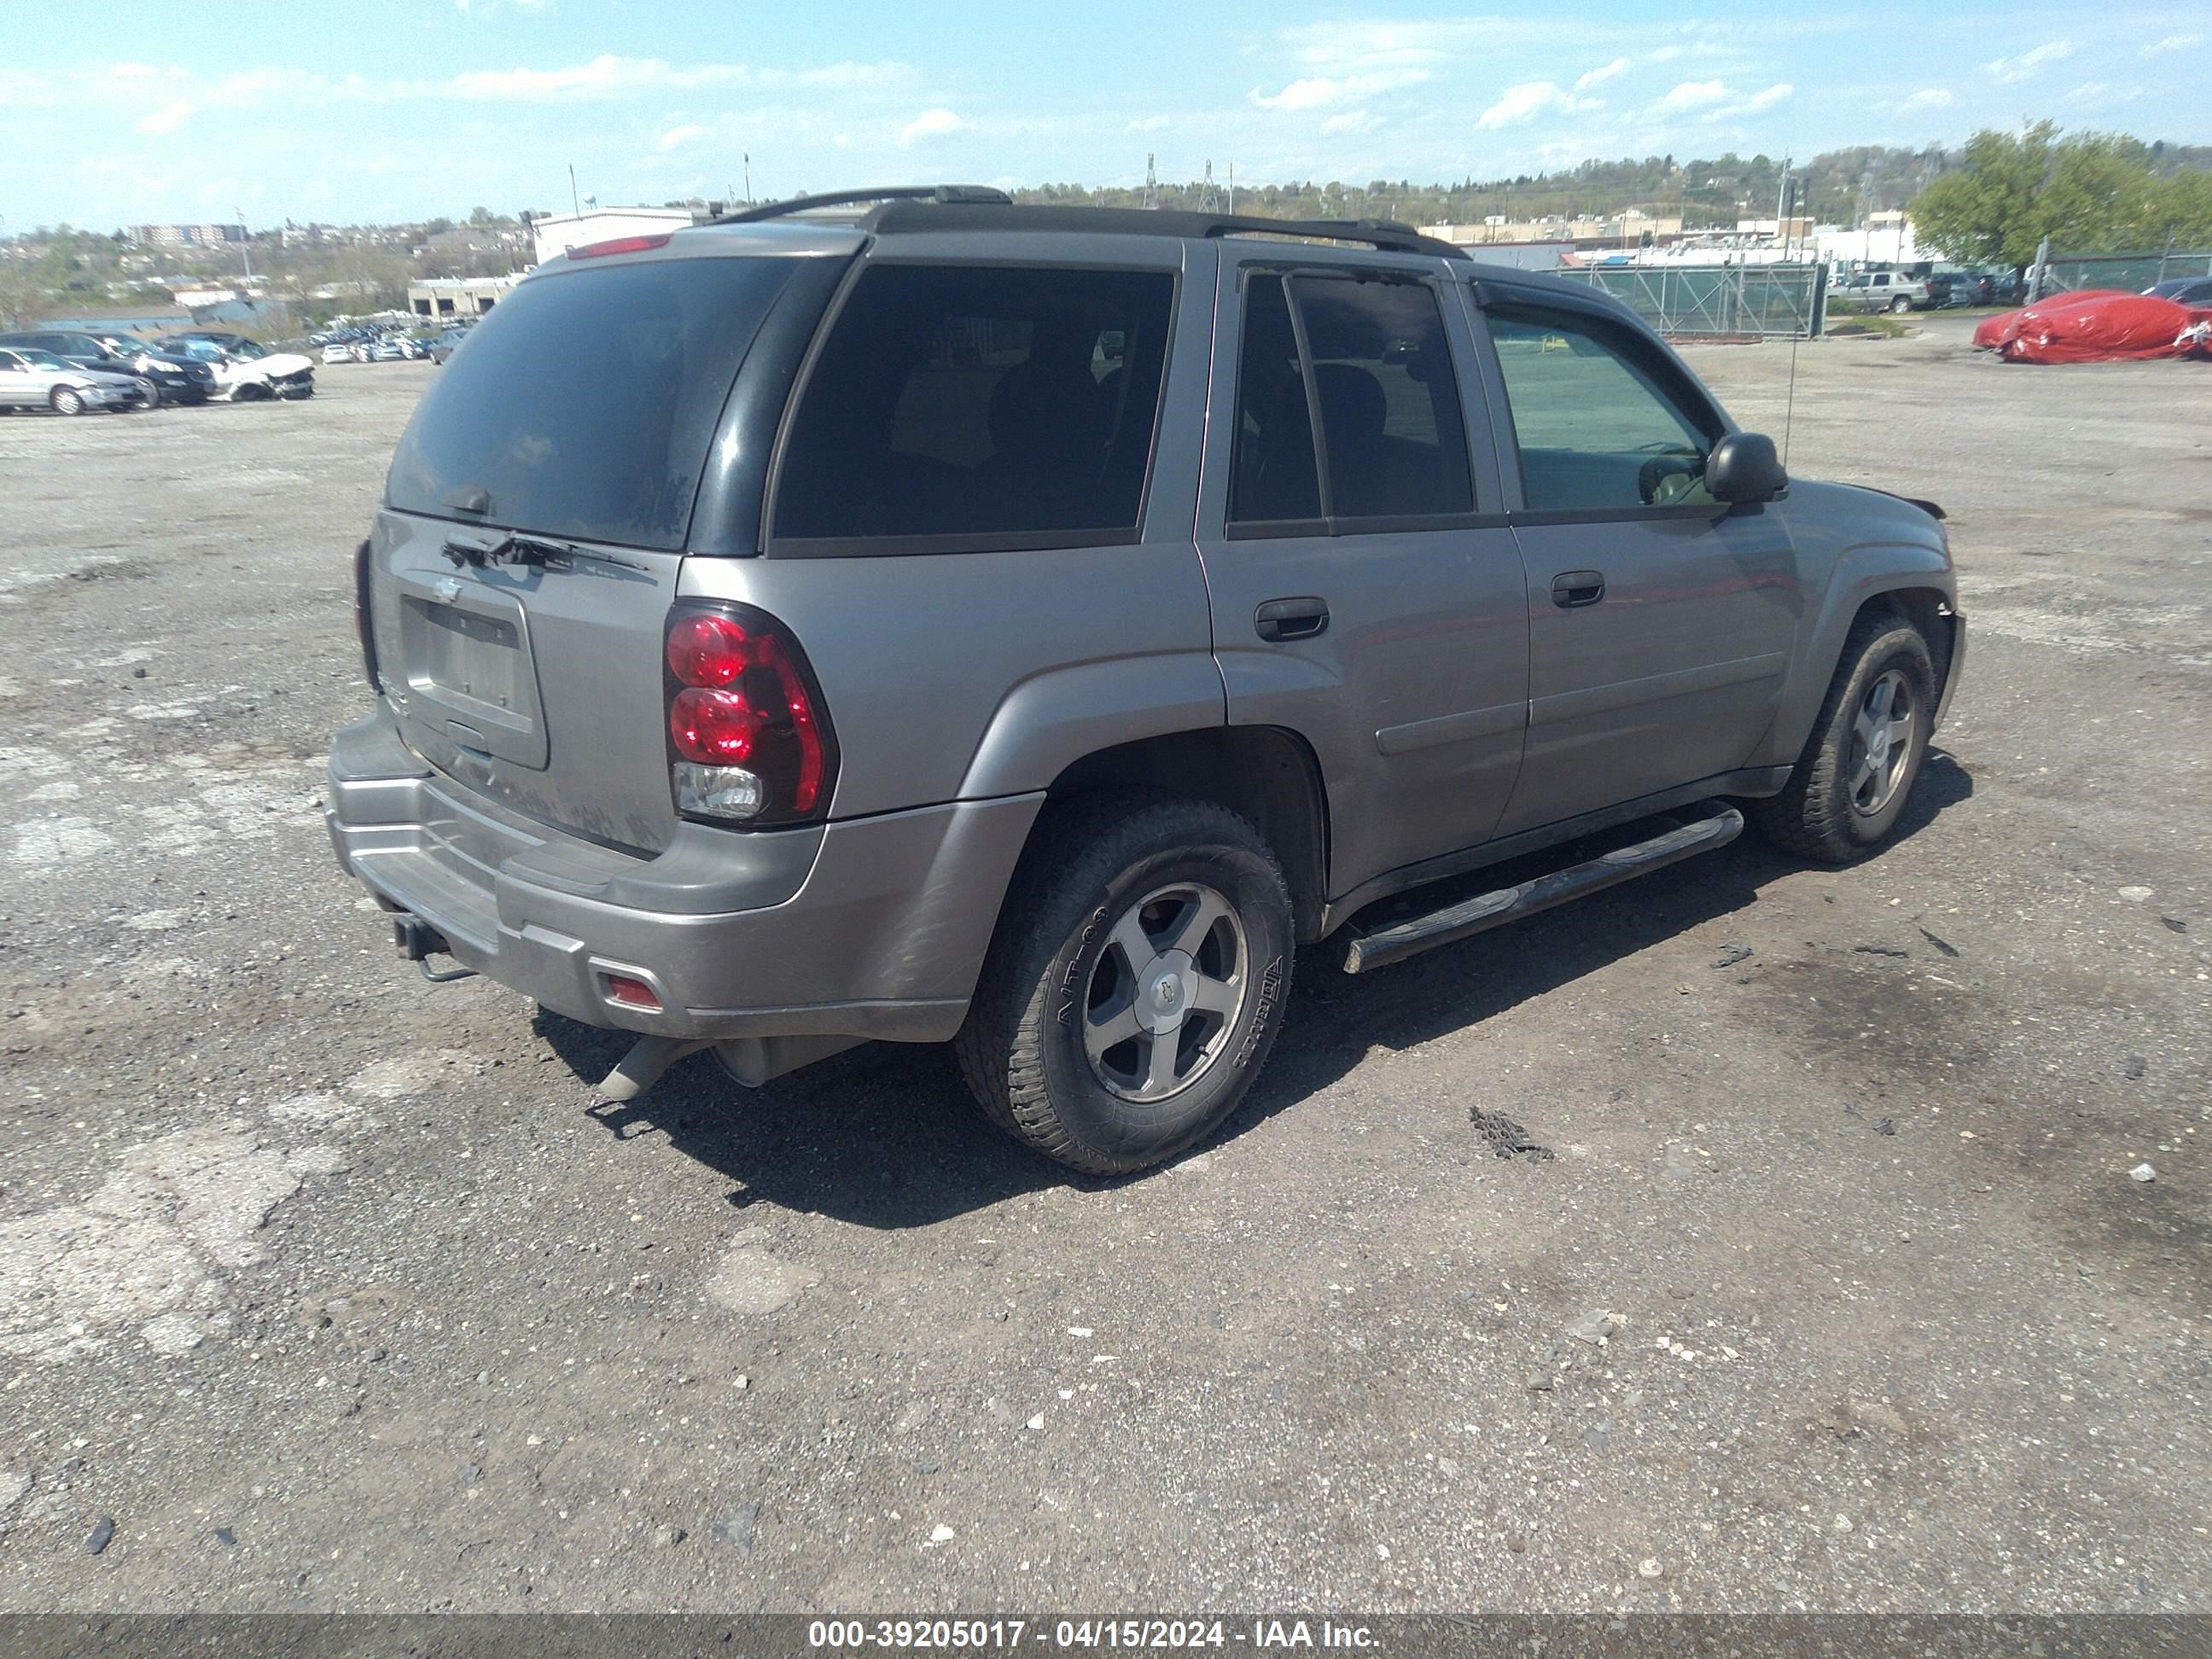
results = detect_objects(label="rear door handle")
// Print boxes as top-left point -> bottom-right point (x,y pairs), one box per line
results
1551,570 -> 1605,608
1255,597 -> 1330,642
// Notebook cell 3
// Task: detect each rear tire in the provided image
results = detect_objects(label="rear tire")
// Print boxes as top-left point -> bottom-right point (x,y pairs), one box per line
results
1749,613 -> 1936,864
1889,296 -> 1912,314
956,794 -> 1295,1175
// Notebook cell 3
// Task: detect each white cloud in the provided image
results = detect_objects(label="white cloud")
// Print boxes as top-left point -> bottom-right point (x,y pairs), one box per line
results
898,107 -> 963,145
1252,77 -> 1342,111
1703,82 -> 1792,121
1476,80 -> 1599,131
1249,69 -> 1428,110
1982,40 -> 2073,84
2141,32 -> 2199,55
1126,114 -> 1170,133
1650,79 -> 1729,115
1575,58 -> 1630,91
137,99 -> 196,135
656,123 -> 711,153
451,55 -> 742,98
1897,87 -> 1954,113
1320,109 -> 1381,135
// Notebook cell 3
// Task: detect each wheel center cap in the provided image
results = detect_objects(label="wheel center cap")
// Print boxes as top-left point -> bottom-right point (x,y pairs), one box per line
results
1136,949 -> 1197,1034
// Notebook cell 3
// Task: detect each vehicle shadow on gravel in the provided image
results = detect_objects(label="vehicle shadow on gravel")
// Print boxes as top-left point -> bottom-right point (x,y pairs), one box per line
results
544,752 -> 1972,1227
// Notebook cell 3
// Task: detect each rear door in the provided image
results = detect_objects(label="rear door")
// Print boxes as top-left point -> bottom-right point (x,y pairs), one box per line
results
1469,292 -> 1802,836
1196,253 -> 1529,901
368,244 -> 836,853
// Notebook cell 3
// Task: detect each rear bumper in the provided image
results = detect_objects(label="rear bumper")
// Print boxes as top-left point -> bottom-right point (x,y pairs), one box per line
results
324,706 -> 1039,1045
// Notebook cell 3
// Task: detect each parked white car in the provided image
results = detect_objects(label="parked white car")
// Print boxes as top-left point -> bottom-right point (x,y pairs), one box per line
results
152,334 -> 317,401
0,346 -> 147,414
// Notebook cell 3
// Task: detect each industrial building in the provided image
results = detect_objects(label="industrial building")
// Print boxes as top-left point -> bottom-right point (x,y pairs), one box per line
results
406,276 -> 521,318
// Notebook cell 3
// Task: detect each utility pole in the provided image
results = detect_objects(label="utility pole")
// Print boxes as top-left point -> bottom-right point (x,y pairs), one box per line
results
743,153 -> 752,204
568,164 -> 580,216
1196,161 -> 1220,213
1142,154 -> 1160,211
1227,163 -> 1235,216
236,207 -> 252,283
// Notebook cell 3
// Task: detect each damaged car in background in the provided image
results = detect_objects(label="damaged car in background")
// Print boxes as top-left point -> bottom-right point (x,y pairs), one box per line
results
153,332 -> 317,401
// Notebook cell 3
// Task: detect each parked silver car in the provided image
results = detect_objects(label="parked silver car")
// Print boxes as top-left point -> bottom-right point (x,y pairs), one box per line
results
0,346 -> 147,414
329,186 -> 1964,1174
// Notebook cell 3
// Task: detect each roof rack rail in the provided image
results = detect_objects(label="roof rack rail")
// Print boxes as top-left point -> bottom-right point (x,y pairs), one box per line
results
1195,213 -> 1464,259
711,184 -> 1013,225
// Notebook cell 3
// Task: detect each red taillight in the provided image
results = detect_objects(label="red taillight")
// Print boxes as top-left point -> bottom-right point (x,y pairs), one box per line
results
568,233 -> 672,259
669,687 -> 760,764
663,603 -> 835,824
665,612 -> 751,688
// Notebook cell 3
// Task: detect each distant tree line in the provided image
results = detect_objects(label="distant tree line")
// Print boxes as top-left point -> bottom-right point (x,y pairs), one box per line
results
1910,125 -> 2212,269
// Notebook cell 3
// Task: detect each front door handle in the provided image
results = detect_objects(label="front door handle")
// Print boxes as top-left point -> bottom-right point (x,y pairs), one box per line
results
1551,570 -> 1606,608
1255,597 -> 1330,642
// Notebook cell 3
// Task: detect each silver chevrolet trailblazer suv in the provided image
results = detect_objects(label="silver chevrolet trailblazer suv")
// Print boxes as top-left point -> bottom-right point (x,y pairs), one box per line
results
328,186 -> 1964,1174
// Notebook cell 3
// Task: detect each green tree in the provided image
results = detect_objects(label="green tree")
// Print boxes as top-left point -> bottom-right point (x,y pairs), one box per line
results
1910,124 -> 2204,265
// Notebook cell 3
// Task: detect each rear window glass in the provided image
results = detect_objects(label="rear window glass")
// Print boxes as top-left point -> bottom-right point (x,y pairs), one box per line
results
771,264 -> 1174,546
386,256 -> 796,550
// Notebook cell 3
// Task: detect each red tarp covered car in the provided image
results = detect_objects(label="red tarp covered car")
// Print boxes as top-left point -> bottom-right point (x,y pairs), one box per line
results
1971,290 -> 2126,350
2000,294 -> 2212,364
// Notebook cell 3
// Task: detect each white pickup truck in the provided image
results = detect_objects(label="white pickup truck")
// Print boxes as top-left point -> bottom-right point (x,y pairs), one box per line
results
1830,270 -> 1935,313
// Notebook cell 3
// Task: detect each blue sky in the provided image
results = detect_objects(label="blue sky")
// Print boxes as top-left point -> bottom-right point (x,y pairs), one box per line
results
4,1 -> 2208,229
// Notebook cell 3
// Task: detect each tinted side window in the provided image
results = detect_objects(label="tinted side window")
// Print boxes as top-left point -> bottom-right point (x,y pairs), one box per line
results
1487,307 -> 1719,512
1228,275 -> 1319,525
1291,276 -> 1472,521
773,264 -> 1174,544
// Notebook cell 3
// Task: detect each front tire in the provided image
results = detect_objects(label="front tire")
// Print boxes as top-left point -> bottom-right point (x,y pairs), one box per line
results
957,795 -> 1295,1175
51,388 -> 87,416
1749,613 -> 1936,863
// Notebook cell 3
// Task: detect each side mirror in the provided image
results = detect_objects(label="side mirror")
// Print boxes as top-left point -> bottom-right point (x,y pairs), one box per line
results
1706,431 -> 1788,505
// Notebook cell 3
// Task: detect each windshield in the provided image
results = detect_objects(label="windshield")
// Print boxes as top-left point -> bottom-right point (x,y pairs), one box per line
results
386,254 -> 800,550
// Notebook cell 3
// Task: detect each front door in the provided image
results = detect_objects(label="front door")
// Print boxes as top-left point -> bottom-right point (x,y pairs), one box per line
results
1471,295 -> 1802,837
1196,256 -> 1531,903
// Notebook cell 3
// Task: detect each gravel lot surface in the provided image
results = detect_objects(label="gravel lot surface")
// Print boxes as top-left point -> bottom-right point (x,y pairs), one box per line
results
0,321 -> 2205,1614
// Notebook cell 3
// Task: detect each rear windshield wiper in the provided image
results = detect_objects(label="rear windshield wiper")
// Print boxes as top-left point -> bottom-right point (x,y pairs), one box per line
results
440,533 -> 648,574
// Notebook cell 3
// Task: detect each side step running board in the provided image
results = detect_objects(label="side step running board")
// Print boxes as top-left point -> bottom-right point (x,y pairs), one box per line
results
1342,805 -> 1744,974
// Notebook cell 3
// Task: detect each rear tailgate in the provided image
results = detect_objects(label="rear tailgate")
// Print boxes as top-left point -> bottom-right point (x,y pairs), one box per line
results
367,241 -> 831,853
369,511 -> 685,852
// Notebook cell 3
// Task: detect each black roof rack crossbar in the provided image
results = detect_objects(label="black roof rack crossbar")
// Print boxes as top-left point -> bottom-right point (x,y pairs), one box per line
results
711,184 -> 1013,225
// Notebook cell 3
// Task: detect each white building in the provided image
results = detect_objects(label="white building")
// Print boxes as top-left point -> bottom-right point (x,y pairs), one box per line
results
1813,212 -> 1925,268
528,207 -> 704,265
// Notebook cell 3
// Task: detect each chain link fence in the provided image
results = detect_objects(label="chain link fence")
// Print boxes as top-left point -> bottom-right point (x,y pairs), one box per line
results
1561,263 -> 1829,339
2035,248 -> 2212,296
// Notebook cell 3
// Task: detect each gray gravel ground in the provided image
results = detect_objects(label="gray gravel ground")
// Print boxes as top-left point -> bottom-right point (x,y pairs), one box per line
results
0,319 -> 2206,1613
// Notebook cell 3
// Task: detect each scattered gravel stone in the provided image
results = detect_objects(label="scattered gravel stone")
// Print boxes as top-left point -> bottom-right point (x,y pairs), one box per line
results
1025,1414 -> 1045,1432
2116,886 -> 2153,903
1437,1458 -> 1460,1479
1875,1117 -> 1896,1136
650,1524 -> 685,1548
2129,1163 -> 2157,1183
1505,1534 -> 1527,1553
1567,1309 -> 1622,1345
0,1470 -> 28,1513
929,1523 -> 957,1544
2123,1057 -> 2147,1080
712,1501 -> 760,1554
214,1527 -> 236,1547
87,1517 -> 116,1556
1712,943 -> 1753,968
1527,1374 -> 1554,1393
2160,915 -> 2187,933
1637,1557 -> 1664,1579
